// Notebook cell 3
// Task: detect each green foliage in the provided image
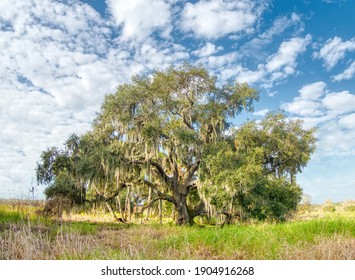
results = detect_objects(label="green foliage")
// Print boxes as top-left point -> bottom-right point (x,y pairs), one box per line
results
36,134 -> 86,210
44,173 -> 84,204
236,177 -> 302,221
35,64 -> 316,225
199,113 -> 316,221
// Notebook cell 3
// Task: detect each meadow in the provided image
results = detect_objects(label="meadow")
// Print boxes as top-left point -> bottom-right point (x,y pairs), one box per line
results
0,199 -> 354,260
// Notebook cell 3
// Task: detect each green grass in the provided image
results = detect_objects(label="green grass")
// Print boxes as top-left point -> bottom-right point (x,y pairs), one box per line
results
139,218 -> 355,259
1,200 -> 354,260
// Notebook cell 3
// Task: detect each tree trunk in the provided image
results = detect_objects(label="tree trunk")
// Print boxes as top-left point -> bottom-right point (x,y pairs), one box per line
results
125,186 -> 131,221
145,186 -> 152,220
159,199 -> 163,224
173,191 -> 191,225
116,196 -> 123,220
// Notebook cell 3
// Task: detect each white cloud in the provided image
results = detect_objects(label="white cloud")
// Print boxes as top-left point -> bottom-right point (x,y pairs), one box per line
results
0,0 -> 191,198
333,61 -> 355,81
282,83 -> 355,157
0,89 -> 91,199
253,109 -> 269,116
283,99 -> 324,117
282,81 -> 326,118
298,81 -> 327,100
283,82 -> 355,118
234,35 -> 311,88
322,91 -> 355,114
240,13 -> 303,58
297,157 -> 355,204
235,66 -> 265,84
261,13 -> 302,39
320,121 -> 355,156
181,0 -> 267,39
338,113 -> 355,130
313,36 -> 355,70
0,0 -> 116,110
192,43 -> 224,57
321,0 -> 346,3
197,51 -> 240,72
298,115 -> 335,130
266,35 -> 311,72
106,0 -> 172,41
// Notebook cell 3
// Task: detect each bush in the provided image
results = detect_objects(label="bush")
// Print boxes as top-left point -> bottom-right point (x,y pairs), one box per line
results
236,178 -> 302,222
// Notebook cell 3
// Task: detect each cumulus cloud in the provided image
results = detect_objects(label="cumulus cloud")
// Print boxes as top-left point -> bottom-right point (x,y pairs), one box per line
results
298,81 -> 327,100
253,109 -> 270,116
0,89 -> 91,199
266,35 -> 311,72
0,0 -> 190,198
181,0 -> 268,39
284,99 -> 324,117
234,35 -> 311,88
322,91 -> 355,114
234,66 -> 265,84
282,82 -> 355,157
282,81 -> 326,118
106,0 -> 172,41
0,0 -> 117,111
338,113 -> 355,129
333,61 -> 355,81
192,43 -> 224,57
282,82 -> 355,118
313,36 -> 355,70
240,13 -> 304,59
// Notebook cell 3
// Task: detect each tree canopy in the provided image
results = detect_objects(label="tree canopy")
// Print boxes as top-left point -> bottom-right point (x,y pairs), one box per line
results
36,64 -> 316,225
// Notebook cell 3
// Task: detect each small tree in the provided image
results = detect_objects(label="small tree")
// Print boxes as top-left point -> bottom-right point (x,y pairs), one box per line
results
36,134 -> 86,210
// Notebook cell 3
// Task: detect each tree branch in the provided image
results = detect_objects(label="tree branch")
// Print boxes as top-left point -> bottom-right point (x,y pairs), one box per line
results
85,183 -> 127,204
191,201 -> 206,219
182,114 -> 194,130
184,160 -> 200,187
142,179 -> 172,201
150,160 -> 173,186
137,195 -> 175,215
126,160 -> 172,186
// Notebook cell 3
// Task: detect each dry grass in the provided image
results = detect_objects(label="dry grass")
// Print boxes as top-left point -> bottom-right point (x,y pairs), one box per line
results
2,223 -> 354,260
283,235 -> 355,260
0,223 -> 102,260
1,199 -> 355,260
295,200 -> 355,221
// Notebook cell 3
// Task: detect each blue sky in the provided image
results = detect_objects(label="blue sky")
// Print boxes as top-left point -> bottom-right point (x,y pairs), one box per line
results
0,0 -> 354,203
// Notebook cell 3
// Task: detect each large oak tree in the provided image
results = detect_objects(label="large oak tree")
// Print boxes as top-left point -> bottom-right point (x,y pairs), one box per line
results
36,64 -> 316,225
91,64 -> 259,225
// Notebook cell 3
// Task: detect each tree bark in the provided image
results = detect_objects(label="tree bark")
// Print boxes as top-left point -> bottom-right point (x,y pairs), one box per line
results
125,186 -> 131,221
158,199 -> 162,224
145,186 -> 152,220
173,190 -> 191,225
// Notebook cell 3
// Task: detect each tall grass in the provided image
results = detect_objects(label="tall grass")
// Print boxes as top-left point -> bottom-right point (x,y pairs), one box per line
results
1,199 -> 354,260
1,219 -> 354,260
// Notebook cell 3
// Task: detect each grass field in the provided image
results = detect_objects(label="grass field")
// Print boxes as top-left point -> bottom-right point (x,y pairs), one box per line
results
0,199 -> 354,260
